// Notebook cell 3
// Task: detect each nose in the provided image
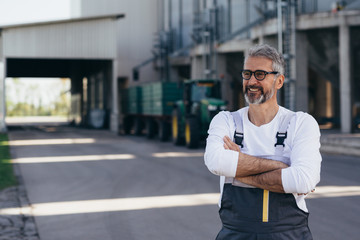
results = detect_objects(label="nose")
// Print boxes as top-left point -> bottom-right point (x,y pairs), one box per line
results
247,73 -> 259,85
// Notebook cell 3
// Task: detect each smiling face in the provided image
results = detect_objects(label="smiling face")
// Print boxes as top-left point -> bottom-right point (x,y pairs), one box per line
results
243,56 -> 283,105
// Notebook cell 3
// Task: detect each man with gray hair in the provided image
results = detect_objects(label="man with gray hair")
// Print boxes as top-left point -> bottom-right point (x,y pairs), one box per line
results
205,44 -> 322,239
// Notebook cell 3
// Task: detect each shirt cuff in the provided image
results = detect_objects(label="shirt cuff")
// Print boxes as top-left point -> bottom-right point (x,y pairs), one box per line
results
220,150 -> 239,177
281,167 -> 296,193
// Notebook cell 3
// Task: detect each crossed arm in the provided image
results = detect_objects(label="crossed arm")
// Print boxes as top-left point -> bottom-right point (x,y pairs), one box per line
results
223,136 -> 287,193
204,112 -> 321,195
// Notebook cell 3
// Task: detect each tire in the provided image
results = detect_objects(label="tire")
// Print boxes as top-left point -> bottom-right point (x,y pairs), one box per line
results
123,116 -> 133,135
185,117 -> 200,149
134,117 -> 143,136
159,120 -> 170,142
146,118 -> 156,139
172,109 -> 185,145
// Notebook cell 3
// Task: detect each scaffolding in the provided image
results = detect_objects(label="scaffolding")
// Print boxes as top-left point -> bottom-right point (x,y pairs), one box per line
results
134,0 -> 298,110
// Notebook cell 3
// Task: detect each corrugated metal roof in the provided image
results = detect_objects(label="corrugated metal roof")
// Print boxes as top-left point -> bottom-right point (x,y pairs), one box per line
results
2,14 -> 123,59
0,13 -> 124,29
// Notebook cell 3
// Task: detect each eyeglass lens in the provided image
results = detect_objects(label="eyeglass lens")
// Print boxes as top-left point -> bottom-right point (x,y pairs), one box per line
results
242,70 -> 266,80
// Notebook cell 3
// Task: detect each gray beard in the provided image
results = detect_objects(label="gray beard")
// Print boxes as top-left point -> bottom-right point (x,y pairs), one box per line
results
244,83 -> 276,105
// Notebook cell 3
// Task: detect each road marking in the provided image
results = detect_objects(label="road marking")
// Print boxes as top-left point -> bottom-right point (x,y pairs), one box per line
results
152,152 -> 204,158
0,193 -> 220,216
6,138 -> 95,146
1,186 -> 359,217
11,154 -> 136,164
307,185 -> 360,199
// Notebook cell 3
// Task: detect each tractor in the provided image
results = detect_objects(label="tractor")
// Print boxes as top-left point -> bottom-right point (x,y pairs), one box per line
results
172,79 -> 227,148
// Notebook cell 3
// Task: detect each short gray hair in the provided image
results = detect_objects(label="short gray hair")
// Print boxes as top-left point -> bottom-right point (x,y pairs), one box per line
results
245,44 -> 285,75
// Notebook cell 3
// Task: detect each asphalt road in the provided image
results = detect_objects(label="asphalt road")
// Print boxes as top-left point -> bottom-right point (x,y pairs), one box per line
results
306,153 -> 360,239
7,125 -> 360,240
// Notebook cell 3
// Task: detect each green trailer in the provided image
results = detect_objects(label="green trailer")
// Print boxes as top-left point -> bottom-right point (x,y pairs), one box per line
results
122,82 -> 183,141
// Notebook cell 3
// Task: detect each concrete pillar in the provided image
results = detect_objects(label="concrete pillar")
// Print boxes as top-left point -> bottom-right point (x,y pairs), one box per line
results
258,28 -> 265,45
339,17 -> 352,133
170,66 -> 179,83
69,74 -> 83,126
216,54 -> 230,107
295,32 -> 308,112
0,60 -> 7,132
110,59 -> 119,133
191,56 -> 202,79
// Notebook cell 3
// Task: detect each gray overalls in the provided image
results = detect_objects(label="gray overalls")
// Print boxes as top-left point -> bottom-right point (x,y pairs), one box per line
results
216,112 -> 313,240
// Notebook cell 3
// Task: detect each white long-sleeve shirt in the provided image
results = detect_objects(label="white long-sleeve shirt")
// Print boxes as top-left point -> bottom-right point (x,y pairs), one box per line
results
204,106 -> 322,212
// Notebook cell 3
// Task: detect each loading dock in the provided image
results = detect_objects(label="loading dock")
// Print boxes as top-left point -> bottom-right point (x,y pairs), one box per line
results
0,14 -> 124,132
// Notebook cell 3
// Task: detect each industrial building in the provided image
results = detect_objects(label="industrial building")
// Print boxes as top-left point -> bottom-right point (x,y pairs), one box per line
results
0,0 -> 359,133
149,0 -> 360,134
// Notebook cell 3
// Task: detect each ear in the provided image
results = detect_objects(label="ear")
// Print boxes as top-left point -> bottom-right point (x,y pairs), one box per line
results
276,74 -> 285,89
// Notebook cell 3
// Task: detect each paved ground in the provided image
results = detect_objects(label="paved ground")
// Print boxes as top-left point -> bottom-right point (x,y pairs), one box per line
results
307,153 -> 360,239
3,125 -> 221,240
0,185 -> 39,240
320,130 -> 360,157
0,124 -> 360,239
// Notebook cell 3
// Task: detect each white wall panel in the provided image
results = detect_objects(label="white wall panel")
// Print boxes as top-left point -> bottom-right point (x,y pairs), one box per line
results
3,18 -> 117,59
116,0 -> 160,82
0,35 -> 3,59
77,0 -> 123,17
75,0 -> 160,82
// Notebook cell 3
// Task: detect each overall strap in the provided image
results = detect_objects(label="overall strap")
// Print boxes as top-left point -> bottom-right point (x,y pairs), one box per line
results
274,112 -> 295,156
225,111 -> 247,186
230,111 -> 244,148
227,110 -> 294,186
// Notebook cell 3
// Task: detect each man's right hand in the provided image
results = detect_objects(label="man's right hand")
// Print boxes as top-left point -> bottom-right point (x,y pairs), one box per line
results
223,136 -> 241,152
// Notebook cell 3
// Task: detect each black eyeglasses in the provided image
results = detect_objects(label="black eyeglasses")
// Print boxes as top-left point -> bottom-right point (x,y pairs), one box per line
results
241,70 -> 279,81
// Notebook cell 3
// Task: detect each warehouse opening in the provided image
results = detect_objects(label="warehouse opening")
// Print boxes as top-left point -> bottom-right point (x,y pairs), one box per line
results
5,58 -> 114,129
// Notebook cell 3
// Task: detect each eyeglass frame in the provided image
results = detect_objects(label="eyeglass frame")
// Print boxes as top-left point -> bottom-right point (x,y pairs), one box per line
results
240,69 -> 279,81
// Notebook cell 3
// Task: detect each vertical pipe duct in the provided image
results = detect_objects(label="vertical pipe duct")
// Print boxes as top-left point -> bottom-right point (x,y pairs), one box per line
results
246,0 -> 250,38
212,0 -> 218,79
227,0 -> 232,35
159,0 -> 165,32
202,2 -> 208,78
168,0 -> 172,31
277,0 -> 283,54
166,0 -> 172,82
179,0 -> 183,49
290,0 -> 296,111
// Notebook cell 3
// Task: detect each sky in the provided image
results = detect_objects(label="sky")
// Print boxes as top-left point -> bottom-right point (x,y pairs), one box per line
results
0,0 -> 71,26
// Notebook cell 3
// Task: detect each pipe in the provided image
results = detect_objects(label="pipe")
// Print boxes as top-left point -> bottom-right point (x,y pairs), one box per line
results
179,0 -> 183,49
277,0 -> 283,54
